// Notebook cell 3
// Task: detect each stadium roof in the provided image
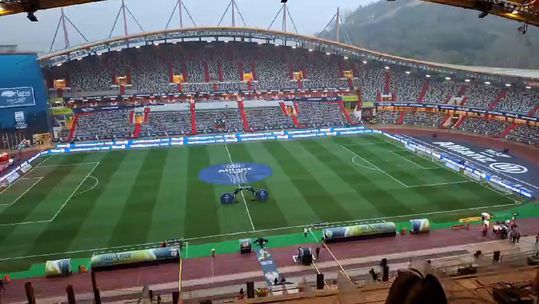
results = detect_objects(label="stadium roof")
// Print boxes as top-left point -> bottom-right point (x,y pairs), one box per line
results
39,26 -> 539,81
444,65 -> 539,79
423,0 -> 539,26
0,0 -> 104,17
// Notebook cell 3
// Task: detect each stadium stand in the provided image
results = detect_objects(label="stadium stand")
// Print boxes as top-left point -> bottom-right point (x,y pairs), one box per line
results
392,73 -> 423,102
244,106 -> 295,131
195,108 -> 243,134
44,41 -> 539,148
498,89 -> 539,115
357,68 -> 384,102
505,124 -> 539,146
455,116 -> 512,137
140,111 -> 192,137
74,110 -> 132,140
377,110 -> 400,124
466,84 -> 500,108
296,101 -> 348,127
402,111 -> 446,128
423,80 -> 461,104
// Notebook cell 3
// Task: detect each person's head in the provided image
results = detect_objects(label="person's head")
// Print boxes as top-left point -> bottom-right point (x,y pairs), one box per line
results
385,271 -> 447,304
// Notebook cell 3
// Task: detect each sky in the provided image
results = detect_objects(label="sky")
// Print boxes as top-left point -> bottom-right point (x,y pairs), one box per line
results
0,0 -> 375,53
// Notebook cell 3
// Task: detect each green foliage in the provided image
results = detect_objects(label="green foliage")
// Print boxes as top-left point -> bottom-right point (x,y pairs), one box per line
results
319,0 -> 539,68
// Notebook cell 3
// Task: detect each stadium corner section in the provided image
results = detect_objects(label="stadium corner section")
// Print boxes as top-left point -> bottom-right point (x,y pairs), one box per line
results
0,125 -> 537,280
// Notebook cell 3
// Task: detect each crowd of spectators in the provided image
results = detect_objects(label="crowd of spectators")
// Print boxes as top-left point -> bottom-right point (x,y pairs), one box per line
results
498,90 -> 539,115
49,41 -> 539,147
296,101 -> 348,128
47,42 -> 539,119
466,84 -> 500,109
392,73 -> 424,102
402,111 -> 445,128
455,116 -> 511,137
74,110 -> 132,141
245,107 -> 295,131
505,124 -> 539,147
357,68 -> 384,102
376,110 -> 399,124
140,111 -> 191,137
196,108 -> 243,134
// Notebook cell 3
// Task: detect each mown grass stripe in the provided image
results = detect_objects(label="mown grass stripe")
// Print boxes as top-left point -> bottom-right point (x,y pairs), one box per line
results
0,154 -> 88,226
262,141 -> 353,223
24,152 -> 126,256
245,142 -> 321,226
184,146 -> 220,238
305,139 -> 420,217
109,149 -> 170,245
147,148 -> 190,241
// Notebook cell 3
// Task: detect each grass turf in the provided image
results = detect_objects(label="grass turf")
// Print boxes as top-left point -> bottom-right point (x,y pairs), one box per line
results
0,134 -> 522,274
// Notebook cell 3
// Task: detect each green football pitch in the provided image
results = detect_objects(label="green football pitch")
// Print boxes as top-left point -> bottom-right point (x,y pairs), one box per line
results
0,134 -> 520,273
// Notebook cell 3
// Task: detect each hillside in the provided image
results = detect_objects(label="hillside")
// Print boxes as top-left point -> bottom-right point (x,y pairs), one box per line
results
319,0 -> 539,69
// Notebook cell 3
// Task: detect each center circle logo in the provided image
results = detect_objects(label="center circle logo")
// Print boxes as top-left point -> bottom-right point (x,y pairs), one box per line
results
489,162 -> 528,174
199,163 -> 273,185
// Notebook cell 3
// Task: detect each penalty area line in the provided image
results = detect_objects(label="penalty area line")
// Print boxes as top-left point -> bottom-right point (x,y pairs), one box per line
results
0,177 -> 44,207
50,162 -> 100,221
341,144 -> 409,188
0,162 -> 101,226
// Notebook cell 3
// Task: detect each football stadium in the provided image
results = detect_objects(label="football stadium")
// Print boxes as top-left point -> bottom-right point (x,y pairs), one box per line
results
0,0 -> 539,303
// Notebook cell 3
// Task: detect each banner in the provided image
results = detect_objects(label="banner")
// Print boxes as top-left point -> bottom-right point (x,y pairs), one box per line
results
0,87 -> 36,108
20,163 -> 32,174
443,160 -> 461,172
410,219 -> 430,234
464,169 -> 482,182
91,247 -> 179,268
45,259 -> 72,277
5,171 -> 20,185
255,247 -> 280,287
323,222 -> 396,242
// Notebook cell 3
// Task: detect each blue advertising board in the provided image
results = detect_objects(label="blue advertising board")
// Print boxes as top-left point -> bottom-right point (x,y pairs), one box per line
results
0,54 -> 49,132
0,86 -> 36,108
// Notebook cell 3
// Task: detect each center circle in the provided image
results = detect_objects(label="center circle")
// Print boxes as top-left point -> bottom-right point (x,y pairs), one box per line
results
199,163 -> 273,185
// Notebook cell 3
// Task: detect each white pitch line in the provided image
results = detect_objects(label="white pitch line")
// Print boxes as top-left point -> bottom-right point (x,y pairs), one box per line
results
406,180 -> 472,188
224,144 -> 256,231
0,156 -> 50,194
388,150 -> 437,170
351,155 -> 379,171
37,162 -> 100,168
341,144 -> 409,188
0,201 -> 519,261
0,162 -> 101,226
0,219 -> 50,227
72,176 -> 99,198
50,162 -> 100,221
0,176 -> 42,197
0,177 -> 43,207
384,136 -> 521,202
400,134 -> 539,191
